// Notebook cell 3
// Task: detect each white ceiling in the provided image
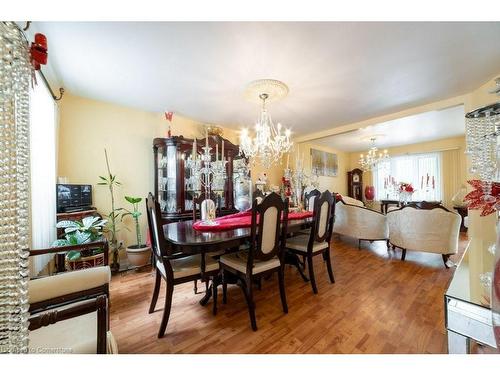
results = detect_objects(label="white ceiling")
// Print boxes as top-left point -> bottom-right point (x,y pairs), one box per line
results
312,105 -> 465,152
34,22 -> 500,136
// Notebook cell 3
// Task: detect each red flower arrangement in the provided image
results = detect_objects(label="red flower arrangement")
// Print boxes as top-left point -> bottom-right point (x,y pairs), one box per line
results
398,182 -> 414,193
464,179 -> 500,217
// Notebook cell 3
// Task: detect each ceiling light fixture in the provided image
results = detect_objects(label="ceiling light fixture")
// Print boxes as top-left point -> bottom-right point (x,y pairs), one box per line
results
358,137 -> 390,171
239,79 -> 293,168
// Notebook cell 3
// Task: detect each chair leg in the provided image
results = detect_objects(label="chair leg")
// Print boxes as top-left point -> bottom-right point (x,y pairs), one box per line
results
442,254 -> 450,268
401,249 -> 407,261
212,278 -> 218,315
193,280 -> 198,294
324,250 -> 335,284
278,267 -> 288,314
158,281 -> 174,338
358,239 -> 362,250
149,269 -> 161,314
307,254 -> 318,294
222,269 -> 227,304
241,277 -> 257,331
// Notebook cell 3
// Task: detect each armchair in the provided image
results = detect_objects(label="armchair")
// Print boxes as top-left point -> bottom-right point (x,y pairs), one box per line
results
333,197 -> 389,249
27,240 -> 117,353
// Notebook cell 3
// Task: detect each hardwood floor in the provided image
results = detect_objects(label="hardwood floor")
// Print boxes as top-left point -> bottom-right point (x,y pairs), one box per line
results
109,234 -> 469,353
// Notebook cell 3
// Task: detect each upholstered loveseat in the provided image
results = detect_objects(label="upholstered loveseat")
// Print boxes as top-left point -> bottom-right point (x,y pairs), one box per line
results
333,196 -> 389,248
386,205 -> 461,267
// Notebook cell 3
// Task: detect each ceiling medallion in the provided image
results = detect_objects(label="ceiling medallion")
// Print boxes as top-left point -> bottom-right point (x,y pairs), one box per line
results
358,137 -> 390,172
239,79 -> 293,168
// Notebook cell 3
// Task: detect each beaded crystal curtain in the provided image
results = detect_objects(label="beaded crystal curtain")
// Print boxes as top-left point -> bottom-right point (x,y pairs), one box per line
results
0,22 -> 33,354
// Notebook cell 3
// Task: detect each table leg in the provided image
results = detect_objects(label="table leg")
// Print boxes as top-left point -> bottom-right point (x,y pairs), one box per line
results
284,252 -> 309,282
199,272 -> 239,306
447,330 -> 470,354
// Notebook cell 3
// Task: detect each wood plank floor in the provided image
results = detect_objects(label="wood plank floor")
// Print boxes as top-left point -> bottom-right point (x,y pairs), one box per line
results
109,234 -> 469,354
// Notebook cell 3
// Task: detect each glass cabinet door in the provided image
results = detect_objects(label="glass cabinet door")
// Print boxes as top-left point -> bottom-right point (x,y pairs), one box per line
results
157,144 -> 178,214
233,157 -> 251,211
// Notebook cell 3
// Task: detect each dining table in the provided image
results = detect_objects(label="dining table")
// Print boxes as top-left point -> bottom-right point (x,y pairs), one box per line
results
162,214 -> 313,305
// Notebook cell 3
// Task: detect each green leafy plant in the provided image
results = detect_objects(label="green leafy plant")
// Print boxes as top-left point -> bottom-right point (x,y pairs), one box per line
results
52,216 -> 107,261
98,149 -> 123,270
121,196 -> 144,248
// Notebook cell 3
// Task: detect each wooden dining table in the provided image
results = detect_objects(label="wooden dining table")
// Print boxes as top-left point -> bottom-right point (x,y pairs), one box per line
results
162,216 -> 313,305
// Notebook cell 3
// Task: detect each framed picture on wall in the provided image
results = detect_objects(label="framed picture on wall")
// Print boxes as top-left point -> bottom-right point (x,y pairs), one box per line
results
311,148 -> 338,177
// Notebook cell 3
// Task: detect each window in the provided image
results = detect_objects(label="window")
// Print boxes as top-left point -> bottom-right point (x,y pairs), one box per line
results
373,152 -> 442,201
30,74 -> 57,276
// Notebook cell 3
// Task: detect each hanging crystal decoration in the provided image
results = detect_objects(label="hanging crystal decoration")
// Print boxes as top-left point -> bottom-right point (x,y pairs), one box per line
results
464,102 -> 500,203
0,22 -> 33,354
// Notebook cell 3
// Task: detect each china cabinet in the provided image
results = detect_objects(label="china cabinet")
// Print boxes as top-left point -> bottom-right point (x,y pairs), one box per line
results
153,135 -> 250,223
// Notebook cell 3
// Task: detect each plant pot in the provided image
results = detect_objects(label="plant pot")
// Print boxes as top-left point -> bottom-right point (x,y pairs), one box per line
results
67,252 -> 105,271
126,244 -> 151,268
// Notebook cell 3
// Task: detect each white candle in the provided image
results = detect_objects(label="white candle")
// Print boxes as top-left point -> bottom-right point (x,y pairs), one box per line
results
221,139 -> 224,161
192,138 -> 196,159
216,143 -> 219,161
286,153 -> 289,169
205,128 -> 208,150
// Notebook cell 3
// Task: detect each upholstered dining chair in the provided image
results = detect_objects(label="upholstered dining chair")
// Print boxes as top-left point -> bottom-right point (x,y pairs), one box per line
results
252,189 -> 266,205
304,189 -> 321,212
285,190 -> 336,294
146,193 -> 220,338
214,192 -> 289,331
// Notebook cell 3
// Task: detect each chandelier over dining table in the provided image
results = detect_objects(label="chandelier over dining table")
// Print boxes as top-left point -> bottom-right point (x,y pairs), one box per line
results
239,79 -> 293,168
358,137 -> 390,171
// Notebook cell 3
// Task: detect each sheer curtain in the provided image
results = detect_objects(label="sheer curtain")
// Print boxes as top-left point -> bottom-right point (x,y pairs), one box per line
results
30,74 -> 57,276
373,152 -> 442,201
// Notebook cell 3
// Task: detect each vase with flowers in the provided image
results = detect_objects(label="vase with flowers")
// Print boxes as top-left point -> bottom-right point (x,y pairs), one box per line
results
398,182 -> 414,205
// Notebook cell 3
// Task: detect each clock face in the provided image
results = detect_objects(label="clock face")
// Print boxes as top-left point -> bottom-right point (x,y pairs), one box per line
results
353,174 -> 360,183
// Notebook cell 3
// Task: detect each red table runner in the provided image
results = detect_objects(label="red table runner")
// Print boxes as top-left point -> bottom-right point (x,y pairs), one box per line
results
192,210 -> 313,232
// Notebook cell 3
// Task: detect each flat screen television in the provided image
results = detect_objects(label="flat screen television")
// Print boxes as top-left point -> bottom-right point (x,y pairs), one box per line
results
56,184 -> 93,213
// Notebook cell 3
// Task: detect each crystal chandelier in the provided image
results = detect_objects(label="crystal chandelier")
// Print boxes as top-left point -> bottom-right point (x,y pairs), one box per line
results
358,137 -> 389,171
239,80 -> 293,168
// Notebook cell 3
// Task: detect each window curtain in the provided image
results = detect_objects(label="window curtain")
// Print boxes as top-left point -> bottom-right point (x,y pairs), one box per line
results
29,73 -> 57,276
373,152 -> 443,202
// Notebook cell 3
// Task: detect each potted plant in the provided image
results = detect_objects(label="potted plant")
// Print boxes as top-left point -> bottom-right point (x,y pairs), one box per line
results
98,149 -> 123,272
53,216 -> 107,270
122,196 -> 151,267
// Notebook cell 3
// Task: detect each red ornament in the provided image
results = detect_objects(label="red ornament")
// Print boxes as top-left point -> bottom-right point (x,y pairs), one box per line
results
30,33 -> 48,70
165,112 -> 173,122
364,186 -> 375,201
464,179 -> 500,216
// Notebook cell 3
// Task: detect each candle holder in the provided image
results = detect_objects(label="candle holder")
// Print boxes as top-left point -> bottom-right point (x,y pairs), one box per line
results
186,144 -> 227,225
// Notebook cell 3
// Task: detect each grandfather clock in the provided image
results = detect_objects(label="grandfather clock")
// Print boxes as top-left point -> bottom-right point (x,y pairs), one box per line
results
347,168 -> 363,201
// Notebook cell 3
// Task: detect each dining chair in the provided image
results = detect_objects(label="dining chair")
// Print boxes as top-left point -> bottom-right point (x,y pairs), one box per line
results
146,193 -> 220,338
252,189 -> 266,204
304,189 -> 321,212
285,190 -> 336,294
214,192 -> 289,331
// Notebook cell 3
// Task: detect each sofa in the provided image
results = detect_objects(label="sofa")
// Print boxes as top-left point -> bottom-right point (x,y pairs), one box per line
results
333,196 -> 389,248
386,205 -> 461,267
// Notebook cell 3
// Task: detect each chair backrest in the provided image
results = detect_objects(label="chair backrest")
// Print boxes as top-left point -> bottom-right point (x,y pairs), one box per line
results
310,190 -> 336,244
248,192 -> 288,267
252,189 -> 265,205
304,189 -> 321,211
193,191 -> 220,221
146,193 -> 171,258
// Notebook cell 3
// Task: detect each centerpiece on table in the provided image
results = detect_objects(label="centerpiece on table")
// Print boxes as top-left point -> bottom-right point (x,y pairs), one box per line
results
398,182 -> 414,205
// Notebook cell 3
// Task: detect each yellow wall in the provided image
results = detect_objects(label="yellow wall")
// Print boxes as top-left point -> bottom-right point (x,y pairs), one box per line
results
58,94 -> 282,249
348,136 -> 466,208
291,142 -> 349,195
